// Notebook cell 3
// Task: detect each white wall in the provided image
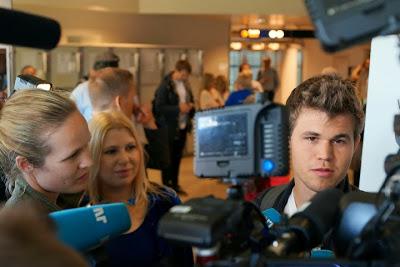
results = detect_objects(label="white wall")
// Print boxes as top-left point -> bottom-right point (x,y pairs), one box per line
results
275,45 -> 299,105
302,39 -> 370,80
276,39 -> 370,106
360,35 -> 400,192
14,5 -> 231,78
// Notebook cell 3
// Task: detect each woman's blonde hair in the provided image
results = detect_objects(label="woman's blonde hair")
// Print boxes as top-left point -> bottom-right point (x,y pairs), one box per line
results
88,111 -> 161,207
0,89 -> 77,193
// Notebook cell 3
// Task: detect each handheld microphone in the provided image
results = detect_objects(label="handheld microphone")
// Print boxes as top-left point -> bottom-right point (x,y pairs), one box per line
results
262,208 -> 281,228
268,188 -> 343,256
261,207 -> 282,246
0,8 -> 61,50
49,203 -> 131,252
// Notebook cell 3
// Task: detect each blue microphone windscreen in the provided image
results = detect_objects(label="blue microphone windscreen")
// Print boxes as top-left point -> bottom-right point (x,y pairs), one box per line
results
310,248 -> 335,259
262,208 -> 281,227
263,208 -> 281,223
49,203 -> 131,251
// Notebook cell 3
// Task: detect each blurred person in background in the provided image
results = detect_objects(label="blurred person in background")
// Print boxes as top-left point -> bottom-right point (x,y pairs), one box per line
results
152,60 -> 195,195
199,72 -> 224,110
239,62 -> 263,93
257,57 -> 279,102
20,65 -> 37,76
215,74 -> 229,102
225,72 -> 254,106
351,57 -> 370,104
71,51 -> 120,122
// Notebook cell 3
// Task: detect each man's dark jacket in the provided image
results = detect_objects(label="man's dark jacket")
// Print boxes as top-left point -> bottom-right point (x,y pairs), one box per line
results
152,72 -> 195,139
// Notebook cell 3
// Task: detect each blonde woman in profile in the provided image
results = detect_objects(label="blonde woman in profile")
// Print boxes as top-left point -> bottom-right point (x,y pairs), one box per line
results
199,72 -> 224,110
0,89 -> 92,212
88,111 -> 193,267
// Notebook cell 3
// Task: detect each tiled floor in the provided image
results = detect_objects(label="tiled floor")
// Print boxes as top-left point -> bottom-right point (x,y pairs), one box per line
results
147,156 -> 229,202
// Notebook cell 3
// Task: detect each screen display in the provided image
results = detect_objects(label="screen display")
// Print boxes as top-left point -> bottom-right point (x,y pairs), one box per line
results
197,113 -> 248,158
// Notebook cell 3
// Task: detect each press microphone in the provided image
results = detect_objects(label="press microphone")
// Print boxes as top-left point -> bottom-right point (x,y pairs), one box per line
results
268,188 -> 343,256
262,208 -> 281,228
49,203 -> 131,252
0,8 -> 61,49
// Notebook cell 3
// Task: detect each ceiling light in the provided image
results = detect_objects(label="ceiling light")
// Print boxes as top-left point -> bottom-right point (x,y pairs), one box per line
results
87,5 -> 109,12
268,30 -> 277,38
251,43 -> 265,51
248,29 -> 261,38
240,30 -> 249,38
276,30 -> 285,39
268,43 -> 280,51
230,42 -> 242,50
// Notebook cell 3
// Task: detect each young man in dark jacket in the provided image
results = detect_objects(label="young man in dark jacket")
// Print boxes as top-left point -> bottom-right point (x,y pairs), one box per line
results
256,74 -> 364,216
152,60 -> 195,195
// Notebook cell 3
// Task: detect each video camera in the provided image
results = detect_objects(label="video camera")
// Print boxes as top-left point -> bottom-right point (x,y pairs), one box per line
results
305,0 -> 400,52
194,101 -> 289,180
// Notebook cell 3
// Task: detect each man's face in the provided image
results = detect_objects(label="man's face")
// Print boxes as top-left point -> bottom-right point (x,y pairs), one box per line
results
291,108 -> 360,195
175,70 -> 190,81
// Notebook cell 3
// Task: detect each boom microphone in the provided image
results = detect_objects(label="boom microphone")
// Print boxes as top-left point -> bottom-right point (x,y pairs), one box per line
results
268,188 -> 343,256
49,203 -> 131,252
0,8 -> 61,49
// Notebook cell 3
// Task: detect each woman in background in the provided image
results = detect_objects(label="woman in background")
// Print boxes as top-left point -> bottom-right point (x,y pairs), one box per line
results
215,74 -> 230,102
199,72 -> 223,110
0,89 -> 92,212
88,111 -> 193,267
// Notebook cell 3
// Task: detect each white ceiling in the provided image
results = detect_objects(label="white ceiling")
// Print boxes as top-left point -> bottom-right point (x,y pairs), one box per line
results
13,0 -> 314,31
13,0 -> 308,15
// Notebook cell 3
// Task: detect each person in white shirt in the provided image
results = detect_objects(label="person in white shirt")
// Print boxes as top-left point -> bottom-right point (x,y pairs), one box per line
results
70,51 -> 120,122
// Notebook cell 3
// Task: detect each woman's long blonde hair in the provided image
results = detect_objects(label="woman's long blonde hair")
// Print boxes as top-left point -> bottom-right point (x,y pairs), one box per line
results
88,111 -> 161,208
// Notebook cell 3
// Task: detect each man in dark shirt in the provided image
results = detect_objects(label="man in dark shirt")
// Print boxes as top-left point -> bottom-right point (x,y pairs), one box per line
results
152,60 -> 195,195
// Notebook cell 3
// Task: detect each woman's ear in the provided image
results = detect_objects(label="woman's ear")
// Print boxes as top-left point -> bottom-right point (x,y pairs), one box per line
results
15,156 -> 33,174
113,96 -> 123,111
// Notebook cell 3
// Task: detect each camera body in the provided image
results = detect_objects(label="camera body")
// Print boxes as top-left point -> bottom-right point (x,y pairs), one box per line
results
14,74 -> 52,91
194,102 -> 289,179
305,0 -> 400,52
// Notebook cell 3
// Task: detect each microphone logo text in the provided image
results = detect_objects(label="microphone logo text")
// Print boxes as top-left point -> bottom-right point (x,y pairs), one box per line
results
93,207 -> 108,223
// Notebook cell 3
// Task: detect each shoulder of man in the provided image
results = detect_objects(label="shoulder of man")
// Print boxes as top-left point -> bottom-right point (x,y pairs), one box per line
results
71,81 -> 88,95
155,73 -> 175,96
254,184 -> 288,211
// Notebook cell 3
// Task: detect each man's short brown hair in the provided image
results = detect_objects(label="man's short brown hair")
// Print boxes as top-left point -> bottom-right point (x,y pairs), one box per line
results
88,67 -> 134,111
286,74 -> 364,138
175,60 -> 192,74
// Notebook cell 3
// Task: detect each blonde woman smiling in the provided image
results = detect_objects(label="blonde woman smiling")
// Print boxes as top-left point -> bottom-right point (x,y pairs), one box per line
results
88,111 -> 193,267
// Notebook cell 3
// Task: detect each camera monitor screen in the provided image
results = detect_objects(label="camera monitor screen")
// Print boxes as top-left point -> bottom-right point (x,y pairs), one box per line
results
197,113 -> 248,158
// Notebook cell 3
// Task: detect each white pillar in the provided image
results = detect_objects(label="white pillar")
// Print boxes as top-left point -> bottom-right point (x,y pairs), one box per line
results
359,35 -> 400,192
